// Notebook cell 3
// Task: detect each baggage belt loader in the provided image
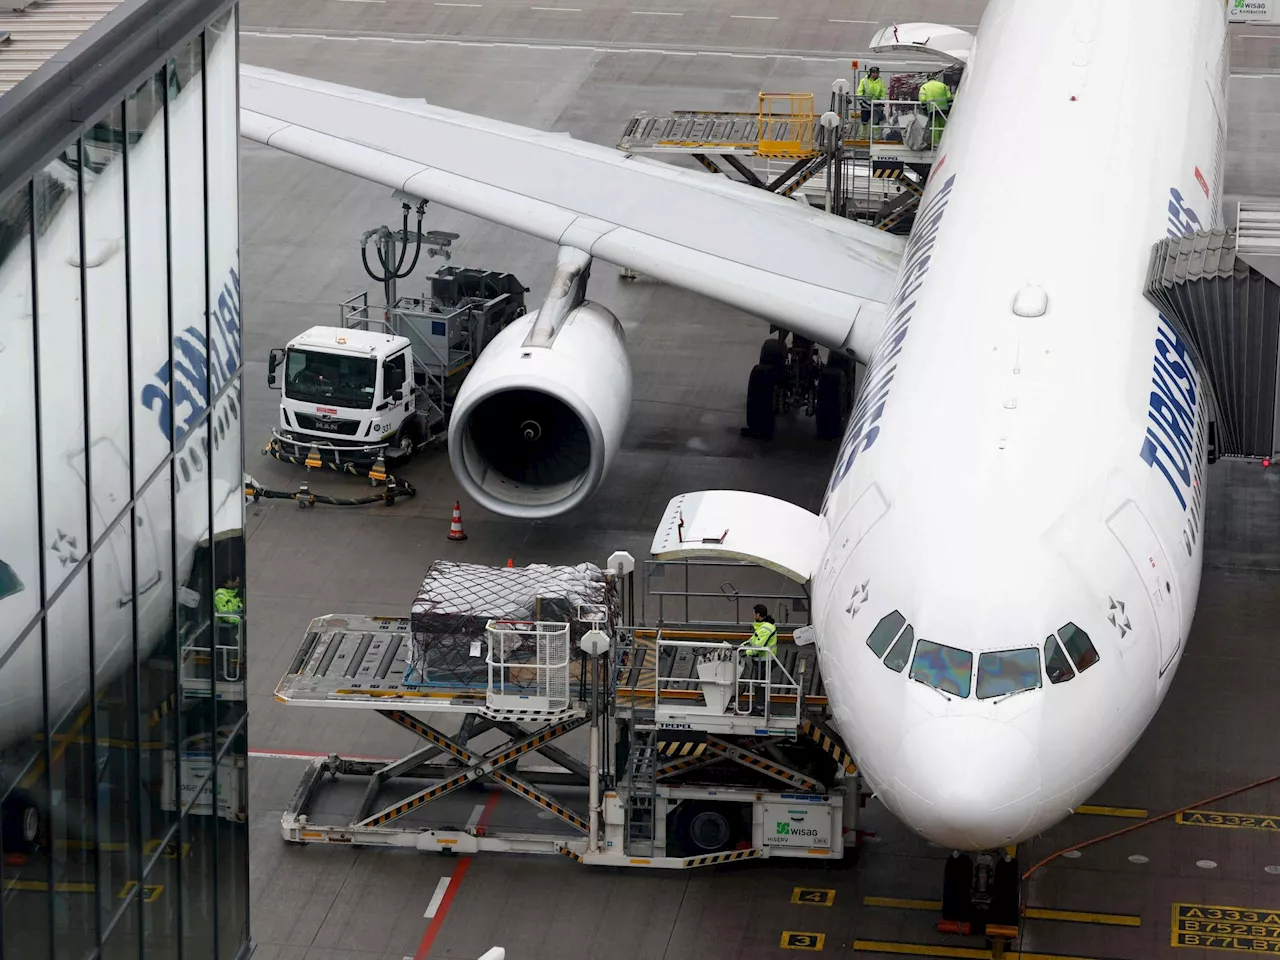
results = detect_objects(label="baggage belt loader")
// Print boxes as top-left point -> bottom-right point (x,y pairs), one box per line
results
271,555 -> 865,868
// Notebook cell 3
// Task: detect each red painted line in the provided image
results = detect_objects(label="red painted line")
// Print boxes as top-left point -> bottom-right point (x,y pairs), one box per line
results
412,790 -> 502,960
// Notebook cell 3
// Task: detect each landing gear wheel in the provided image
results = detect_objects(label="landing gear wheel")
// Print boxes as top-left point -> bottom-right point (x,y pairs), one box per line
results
941,852 -> 974,923
988,855 -> 1021,929
745,363 -> 776,440
815,366 -> 851,440
759,336 -> 787,373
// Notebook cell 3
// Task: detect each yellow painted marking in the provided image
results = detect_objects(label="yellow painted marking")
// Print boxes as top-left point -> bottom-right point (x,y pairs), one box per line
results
1177,810 -> 1280,832
853,941 -> 1103,960
143,839 -> 192,860
629,858 -> 651,865
1074,804 -> 1147,818
1172,902 -> 1280,950
863,897 -> 1139,927
117,881 -> 164,902
864,897 -> 940,910
1025,907 -> 1140,927
4,880 -> 97,894
792,887 -> 836,906
782,931 -> 825,951
435,839 -> 457,845
300,831 -> 324,839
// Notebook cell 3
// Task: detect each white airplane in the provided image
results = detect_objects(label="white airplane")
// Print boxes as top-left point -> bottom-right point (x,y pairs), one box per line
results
239,0 -> 1228,927
0,24 -> 243,844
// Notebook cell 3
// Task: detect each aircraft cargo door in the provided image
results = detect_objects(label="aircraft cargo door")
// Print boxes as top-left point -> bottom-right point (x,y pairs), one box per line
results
1106,500 -> 1181,675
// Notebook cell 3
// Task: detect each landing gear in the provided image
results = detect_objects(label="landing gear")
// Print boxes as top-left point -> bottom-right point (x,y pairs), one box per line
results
742,331 -> 856,441
940,850 -> 1021,938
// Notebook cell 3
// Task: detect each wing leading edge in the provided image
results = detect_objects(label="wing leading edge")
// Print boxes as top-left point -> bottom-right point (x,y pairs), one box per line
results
239,64 -> 905,359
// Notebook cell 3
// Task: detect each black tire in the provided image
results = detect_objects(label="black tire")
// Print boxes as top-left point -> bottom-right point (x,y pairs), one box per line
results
759,336 -> 787,372
746,364 -> 776,440
988,856 -> 1021,928
672,801 -> 742,856
941,852 -> 973,922
2,789 -> 40,856
385,421 -> 418,467
815,367 -> 850,440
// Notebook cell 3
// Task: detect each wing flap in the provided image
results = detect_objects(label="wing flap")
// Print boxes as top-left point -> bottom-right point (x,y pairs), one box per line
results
240,64 -> 905,357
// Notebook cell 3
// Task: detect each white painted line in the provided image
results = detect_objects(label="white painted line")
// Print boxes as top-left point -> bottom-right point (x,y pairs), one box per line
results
631,9 -> 682,14
466,804 -> 487,830
333,0 -> 386,4
239,30 -> 944,65
829,19 -> 876,24
1233,73 -> 1280,79
1239,33 -> 1280,38
530,5 -> 580,9
424,876 -> 452,918
436,2 -> 482,6
731,14 -> 778,19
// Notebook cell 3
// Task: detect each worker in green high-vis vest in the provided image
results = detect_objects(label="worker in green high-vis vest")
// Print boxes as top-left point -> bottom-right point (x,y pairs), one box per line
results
214,574 -> 244,623
919,67 -> 961,146
856,66 -> 888,133
741,604 -> 778,714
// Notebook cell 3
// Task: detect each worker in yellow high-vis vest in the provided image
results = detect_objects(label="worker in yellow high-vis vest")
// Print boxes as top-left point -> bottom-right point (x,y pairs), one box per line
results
919,67 -> 960,146
214,574 -> 244,623
741,604 -> 779,713
856,66 -> 888,132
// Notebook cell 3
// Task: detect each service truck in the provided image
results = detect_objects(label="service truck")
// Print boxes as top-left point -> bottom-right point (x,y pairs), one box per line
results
267,263 -> 527,470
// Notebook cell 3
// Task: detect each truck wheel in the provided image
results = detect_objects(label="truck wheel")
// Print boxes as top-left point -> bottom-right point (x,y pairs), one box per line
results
672,801 -> 741,856
386,425 -> 417,466
2,788 -> 40,855
746,364 -> 776,440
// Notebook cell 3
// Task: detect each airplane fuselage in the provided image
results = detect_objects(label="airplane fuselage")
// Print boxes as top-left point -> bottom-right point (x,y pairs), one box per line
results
810,0 -> 1225,850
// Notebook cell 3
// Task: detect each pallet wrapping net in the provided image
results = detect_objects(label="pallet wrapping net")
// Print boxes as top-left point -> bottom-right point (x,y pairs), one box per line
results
408,561 -> 615,689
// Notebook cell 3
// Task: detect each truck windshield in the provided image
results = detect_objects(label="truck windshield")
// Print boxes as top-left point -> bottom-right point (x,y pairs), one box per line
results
284,349 -> 377,409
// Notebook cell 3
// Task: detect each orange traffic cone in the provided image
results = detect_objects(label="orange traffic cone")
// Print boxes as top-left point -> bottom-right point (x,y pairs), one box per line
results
448,502 -> 468,541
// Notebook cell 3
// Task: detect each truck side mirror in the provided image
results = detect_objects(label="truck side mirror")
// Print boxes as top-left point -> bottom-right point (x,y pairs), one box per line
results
267,348 -> 285,389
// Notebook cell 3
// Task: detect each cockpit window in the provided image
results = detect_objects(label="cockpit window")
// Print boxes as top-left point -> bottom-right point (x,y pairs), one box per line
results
909,639 -> 973,698
1044,636 -> 1075,684
1058,623 -> 1099,673
883,625 -> 914,673
0,560 -> 24,601
866,611 -> 906,658
976,647 -> 1042,699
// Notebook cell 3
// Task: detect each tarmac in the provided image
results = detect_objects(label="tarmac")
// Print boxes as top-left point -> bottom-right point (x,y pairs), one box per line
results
236,2 -> 1280,958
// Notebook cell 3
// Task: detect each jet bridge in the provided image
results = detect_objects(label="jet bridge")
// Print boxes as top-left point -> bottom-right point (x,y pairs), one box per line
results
271,553 -> 860,868
1143,217 -> 1280,462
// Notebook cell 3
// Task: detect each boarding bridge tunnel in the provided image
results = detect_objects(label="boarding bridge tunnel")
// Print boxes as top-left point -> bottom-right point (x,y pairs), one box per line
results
1144,208 -> 1280,465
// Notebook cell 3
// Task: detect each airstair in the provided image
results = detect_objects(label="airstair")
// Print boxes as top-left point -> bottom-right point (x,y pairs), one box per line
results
1144,220 -> 1280,461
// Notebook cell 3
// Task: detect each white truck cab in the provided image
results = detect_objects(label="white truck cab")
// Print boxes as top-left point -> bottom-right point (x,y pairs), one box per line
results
269,325 -> 419,463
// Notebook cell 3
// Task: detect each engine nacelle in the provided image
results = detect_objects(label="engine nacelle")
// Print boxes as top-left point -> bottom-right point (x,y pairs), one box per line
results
449,301 -> 632,519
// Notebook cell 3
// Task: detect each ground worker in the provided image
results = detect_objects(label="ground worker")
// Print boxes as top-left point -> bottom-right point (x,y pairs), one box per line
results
856,66 -> 888,132
918,67 -> 960,146
741,604 -> 779,713
214,574 -> 244,624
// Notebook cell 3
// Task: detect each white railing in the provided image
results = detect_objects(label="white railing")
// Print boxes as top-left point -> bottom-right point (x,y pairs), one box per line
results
652,634 -> 800,724
485,619 -> 571,713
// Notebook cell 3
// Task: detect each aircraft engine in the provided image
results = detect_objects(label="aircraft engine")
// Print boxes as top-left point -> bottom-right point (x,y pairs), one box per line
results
448,301 -> 632,519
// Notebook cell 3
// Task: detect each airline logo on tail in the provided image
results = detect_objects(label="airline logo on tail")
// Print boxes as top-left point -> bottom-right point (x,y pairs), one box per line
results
824,174 -> 959,507
141,267 -> 242,442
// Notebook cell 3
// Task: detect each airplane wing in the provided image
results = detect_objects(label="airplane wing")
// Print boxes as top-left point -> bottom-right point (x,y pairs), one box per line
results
238,64 -> 906,359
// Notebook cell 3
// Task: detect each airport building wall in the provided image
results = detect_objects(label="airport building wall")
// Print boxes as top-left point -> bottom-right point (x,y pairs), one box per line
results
0,0 -> 250,957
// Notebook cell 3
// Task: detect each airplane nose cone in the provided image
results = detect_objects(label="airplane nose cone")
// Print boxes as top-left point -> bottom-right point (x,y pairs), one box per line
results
891,717 -> 1041,850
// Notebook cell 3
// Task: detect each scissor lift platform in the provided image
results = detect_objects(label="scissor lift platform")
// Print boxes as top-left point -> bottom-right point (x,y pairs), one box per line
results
273,593 -> 861,868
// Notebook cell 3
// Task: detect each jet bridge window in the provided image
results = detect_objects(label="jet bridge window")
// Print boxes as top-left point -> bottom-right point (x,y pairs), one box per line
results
0,559 -> 23,602
866,611 -> 906,658
1044,636 -> 1075,684
1057,623 -> 1099,674
976,647 -> 1042,699
909,639 -> 973,698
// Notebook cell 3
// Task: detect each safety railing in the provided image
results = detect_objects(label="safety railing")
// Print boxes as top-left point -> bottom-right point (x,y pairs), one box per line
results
179,616 -> 244,695
758,91 -> 816,157
641,557 -> 809,628
485,619 -> 572,714
651,633 -> 800,726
